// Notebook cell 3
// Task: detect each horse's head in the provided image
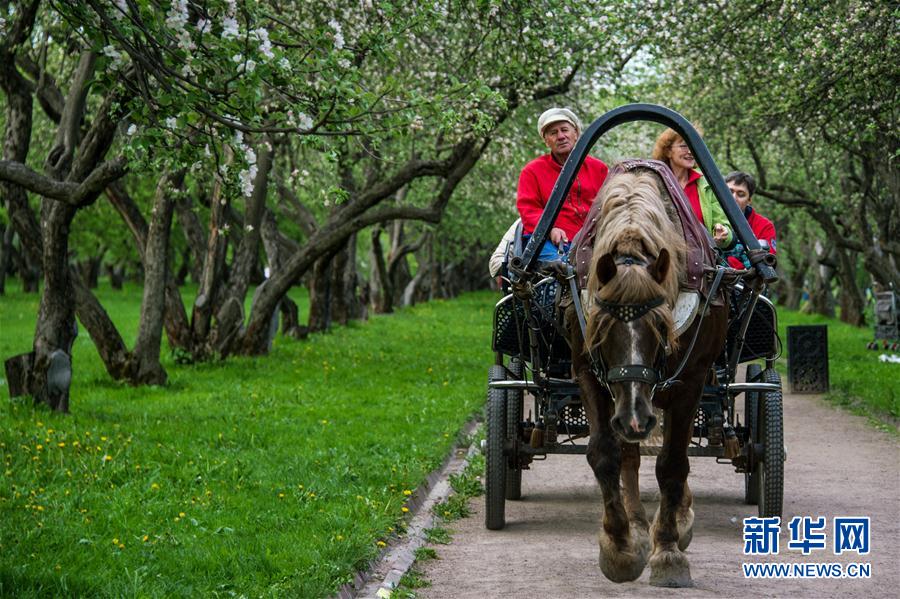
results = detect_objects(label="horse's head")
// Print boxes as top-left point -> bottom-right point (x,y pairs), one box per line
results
584,169 -> 685,443
589,250 -> 676,442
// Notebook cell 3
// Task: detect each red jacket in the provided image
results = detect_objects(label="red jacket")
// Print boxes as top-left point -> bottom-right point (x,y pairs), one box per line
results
726,206 -> 777,269
517,154 -> 608,239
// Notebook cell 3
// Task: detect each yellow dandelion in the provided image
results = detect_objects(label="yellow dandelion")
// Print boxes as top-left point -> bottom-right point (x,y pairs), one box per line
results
403,489 -> 412,496
47,429 -> 54,434
118,543 -> 125,549
376,541 -> 386,548
35,445 -> 43,451
100,436 -> 108,441
36,421 -> 43,427
112,538 -> 119,544
57,442 -> 65,448
151,483 -> 160,490
174,517 -> 180,522
278,493 -> 285,499
36,505 -> 44,512
142,535 -> 149,542
401,507 -> 409,513
178,512 -> 185,518
336,535 -> 344,541
103,455 -> 112,462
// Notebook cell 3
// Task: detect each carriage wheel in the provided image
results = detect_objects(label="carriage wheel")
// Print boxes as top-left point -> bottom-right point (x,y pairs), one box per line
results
743,363 -> 762,505
485,365 -> 508,530
757,368 -> 784,518
505,358 -> 524,500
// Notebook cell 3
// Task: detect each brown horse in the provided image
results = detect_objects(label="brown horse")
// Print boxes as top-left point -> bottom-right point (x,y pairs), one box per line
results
567,168 -> 728,587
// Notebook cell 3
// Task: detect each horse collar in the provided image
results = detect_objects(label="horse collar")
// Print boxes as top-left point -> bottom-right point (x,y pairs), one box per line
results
596,296 -> 665,322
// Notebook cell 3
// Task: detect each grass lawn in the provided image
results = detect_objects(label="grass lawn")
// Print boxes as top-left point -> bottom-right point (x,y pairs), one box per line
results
777,308 -> 899,426
0,281 -> 496,597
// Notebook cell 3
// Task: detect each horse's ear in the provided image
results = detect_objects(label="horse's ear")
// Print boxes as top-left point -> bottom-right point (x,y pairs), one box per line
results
648,248 -> 670,284
596,253 -> 617,285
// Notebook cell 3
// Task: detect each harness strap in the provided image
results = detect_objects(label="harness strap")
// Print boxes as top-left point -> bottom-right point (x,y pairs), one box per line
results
657,265 -> 727,391
567,269 -> 608,386
607,364 -> 660,385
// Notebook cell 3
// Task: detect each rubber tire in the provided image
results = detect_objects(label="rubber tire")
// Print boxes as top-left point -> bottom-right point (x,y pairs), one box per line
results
505,358 -> 524,500
757,368 -> 784,518
485,365 -> 508,530
744,363 -> 762,505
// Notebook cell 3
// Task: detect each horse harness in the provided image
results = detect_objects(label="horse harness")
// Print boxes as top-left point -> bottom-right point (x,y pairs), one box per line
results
566,259 -> 728,398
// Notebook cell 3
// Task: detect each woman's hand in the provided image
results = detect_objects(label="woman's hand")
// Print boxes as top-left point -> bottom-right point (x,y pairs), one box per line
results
713,223 -> 729,245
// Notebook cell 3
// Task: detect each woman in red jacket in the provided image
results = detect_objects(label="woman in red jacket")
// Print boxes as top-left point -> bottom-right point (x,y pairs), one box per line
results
516,107 -> 608,262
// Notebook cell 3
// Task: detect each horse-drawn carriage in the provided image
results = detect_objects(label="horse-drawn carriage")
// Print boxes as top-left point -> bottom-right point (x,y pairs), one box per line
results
484,105 -> 784,587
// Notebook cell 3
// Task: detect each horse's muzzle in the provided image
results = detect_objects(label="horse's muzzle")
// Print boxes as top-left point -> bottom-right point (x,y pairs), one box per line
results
610,410 -> 658,443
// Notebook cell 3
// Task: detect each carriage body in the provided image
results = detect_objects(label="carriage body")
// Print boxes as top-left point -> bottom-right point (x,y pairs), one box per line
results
484,104 -> 785,531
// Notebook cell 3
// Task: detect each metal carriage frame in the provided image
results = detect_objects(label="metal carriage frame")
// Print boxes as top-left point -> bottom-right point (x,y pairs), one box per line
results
484,104 -> 786,530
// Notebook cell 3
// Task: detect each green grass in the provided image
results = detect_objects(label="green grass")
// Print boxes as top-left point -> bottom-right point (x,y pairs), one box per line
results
0,281 -> 496,597
777,308 -> 900,427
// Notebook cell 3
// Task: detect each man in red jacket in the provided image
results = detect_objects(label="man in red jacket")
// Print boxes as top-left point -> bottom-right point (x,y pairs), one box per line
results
723,171 -> 777,269
517,107 -> 608,262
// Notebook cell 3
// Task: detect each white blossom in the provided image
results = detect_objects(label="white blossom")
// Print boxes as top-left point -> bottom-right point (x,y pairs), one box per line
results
177,29 -> 195,52
410,115 -> 424,131
102,44 -> 121,60
296,112 -> 314,130
232,53 -> 243,63
239,166 -> 257,197
245,59 -> 257,73
127,124 -> 137,136
166,0 -> 189,30
338,57 -> 351,69
196,17 -> 208,33
222,16 -> 240,39
279,57 -> 291,71
245,224 -> 254,232
329,19 -> 345,50
166,117 -> 177,129
252,27 -> 274,59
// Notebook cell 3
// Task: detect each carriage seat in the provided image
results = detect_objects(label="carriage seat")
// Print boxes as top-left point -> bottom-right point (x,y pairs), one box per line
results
569,159 -> 720,301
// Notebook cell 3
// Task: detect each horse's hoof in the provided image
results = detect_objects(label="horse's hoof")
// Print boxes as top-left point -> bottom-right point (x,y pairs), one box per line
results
649,549 -> 693,588
677,507 -> 694,551
598,526 -> 649,583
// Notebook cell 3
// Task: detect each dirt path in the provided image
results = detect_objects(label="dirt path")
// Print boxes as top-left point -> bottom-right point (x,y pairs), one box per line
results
418,390 -> 900,598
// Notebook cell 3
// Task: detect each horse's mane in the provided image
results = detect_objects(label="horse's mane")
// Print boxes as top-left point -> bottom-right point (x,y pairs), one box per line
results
585,169 -> 687,350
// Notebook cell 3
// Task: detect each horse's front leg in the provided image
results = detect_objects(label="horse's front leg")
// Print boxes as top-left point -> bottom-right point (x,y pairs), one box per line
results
569,307 -> 649,582
648,400 -> 696,588
578,369 -> 650,582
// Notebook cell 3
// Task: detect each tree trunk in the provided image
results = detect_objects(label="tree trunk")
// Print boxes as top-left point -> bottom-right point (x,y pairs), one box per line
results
331,232 -> 360,326
214,140 -> 273,339
805,242 -> 836,318
78,255 -> 102,289
190,168 -> 230,357
0,224 -> 12,294
31,200 -> 79,411
128,170 -> 185,384
105,181 -> 193,351
175,194 -> 206,285
307,251 -> 335,333
369,225 -> 393,313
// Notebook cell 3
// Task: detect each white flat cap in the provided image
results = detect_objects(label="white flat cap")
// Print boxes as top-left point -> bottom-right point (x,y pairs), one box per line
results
537,107 -> 582,137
